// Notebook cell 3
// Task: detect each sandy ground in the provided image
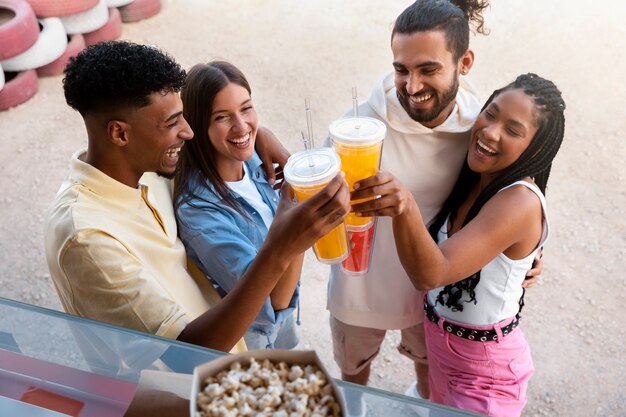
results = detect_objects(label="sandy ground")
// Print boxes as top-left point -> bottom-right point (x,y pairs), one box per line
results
1,0 -> 625,416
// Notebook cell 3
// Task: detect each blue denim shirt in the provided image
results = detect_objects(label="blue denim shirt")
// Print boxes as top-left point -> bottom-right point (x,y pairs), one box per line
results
176,152 -> 299,337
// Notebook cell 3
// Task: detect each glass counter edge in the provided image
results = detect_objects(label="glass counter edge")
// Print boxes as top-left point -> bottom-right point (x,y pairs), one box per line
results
0,297 -> 481,416
0,296 -> 224,359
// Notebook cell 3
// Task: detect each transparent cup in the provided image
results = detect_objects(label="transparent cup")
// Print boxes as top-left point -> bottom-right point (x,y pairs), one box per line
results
329,117 -> 386,231
283,147 -> 349,265
341,219 -> 377,275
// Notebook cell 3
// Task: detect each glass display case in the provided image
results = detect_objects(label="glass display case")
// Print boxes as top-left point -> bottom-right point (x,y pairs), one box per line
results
0,297 -> 480,416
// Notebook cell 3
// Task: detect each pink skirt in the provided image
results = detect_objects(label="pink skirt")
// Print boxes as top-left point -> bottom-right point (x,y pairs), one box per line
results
424,309 -> 534,417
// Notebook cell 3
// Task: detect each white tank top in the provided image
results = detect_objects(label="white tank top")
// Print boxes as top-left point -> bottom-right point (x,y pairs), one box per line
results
427,181 -> 549,326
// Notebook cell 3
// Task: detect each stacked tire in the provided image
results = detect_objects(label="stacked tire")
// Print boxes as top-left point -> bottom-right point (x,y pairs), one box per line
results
0,0 -> 40,110
117,0 -> 160,23
0,0 -> 162,111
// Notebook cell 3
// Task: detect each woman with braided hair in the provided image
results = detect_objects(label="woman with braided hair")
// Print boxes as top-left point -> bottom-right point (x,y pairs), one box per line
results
349,73 -> 565,416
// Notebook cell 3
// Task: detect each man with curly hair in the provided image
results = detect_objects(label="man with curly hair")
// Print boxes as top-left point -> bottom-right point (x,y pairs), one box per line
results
44,41 -> 350,353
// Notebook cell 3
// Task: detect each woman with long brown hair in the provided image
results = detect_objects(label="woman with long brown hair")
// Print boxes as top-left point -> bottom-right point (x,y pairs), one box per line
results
174,61 -> 302,350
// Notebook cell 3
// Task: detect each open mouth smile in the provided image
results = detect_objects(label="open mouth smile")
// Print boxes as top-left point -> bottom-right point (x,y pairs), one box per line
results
228,133 -> 251,148
407,91 -> 435,106
476,138 -> 497,156
408,92 -> 433,105
166,146 -> 181,158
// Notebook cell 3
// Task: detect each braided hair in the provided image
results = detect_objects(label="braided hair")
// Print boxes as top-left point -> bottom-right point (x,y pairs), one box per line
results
429,73 -> 566,311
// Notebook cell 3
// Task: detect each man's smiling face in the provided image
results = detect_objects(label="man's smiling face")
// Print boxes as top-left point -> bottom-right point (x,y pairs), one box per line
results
392,30 -> 461,129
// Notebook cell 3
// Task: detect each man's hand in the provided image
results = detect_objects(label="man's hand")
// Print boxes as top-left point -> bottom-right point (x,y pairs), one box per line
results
522,248 -> 543,288
265,173 -> 350,258
350,171 -> 415,217
255,126 -> 290,188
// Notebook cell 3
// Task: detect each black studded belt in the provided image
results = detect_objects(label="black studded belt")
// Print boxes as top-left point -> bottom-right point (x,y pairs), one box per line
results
424,302 -> 520,342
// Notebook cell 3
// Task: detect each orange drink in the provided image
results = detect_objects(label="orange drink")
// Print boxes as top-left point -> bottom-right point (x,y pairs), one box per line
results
284,148 -> 349,264
330,117 -> 386,230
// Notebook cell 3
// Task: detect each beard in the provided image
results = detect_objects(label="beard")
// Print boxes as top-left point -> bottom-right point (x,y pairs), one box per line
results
397,76 -> 459,125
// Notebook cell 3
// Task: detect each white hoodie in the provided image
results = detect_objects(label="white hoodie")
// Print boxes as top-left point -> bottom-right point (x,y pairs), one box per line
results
327,72 -> 481,329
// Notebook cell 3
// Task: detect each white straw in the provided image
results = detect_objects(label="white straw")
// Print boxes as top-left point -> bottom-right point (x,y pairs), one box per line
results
305,98 -> 315,149
301,130 -> 310,151
352,87 -> 361,134
301,130 -> 315,168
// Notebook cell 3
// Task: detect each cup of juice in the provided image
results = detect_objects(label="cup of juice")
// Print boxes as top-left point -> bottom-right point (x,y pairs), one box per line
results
283,147 -> 349,265
341,219 -> 377,275
329,116 -> 386,231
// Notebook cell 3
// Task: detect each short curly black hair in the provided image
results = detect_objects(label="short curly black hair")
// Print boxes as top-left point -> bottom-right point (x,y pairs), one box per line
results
63,41 -> 186,115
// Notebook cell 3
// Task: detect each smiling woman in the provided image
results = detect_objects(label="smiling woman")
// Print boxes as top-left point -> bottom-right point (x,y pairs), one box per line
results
207,82 -> 258,182
173,61 -> 303,351
348,73 -> 566,417
467,89 -> 539,182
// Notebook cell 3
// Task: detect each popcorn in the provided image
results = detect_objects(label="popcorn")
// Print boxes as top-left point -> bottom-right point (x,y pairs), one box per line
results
196,358 -> 341,417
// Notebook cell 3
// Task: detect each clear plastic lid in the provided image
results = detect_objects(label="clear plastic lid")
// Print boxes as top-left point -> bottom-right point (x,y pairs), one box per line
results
283,147 -> 341,187
329,116 -> 386,146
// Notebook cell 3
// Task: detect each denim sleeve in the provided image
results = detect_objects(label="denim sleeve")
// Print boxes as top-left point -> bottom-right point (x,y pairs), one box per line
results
177,203 -> 295,329
272,279 -> 299,323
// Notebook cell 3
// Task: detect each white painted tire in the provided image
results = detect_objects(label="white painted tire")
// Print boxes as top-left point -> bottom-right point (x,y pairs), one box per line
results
106,0 -> 134,7
37,33 -> 85,77
60,0 -> 108,35
0,17 -> 68,72
0,64 -> 5,91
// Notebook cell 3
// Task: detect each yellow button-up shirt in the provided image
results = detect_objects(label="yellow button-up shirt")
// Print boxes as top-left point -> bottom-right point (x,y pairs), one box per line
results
44,150 -> 245,353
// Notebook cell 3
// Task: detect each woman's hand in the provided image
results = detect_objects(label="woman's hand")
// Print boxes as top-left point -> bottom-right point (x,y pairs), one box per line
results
255,126 -> 290,188
350,171 -> 416,218
265,173 -> 350,258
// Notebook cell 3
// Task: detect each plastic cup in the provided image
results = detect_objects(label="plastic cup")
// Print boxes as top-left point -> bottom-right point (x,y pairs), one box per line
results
283,147 -> 349,265
341,220 -> 377,275
329,116 -> 386,231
